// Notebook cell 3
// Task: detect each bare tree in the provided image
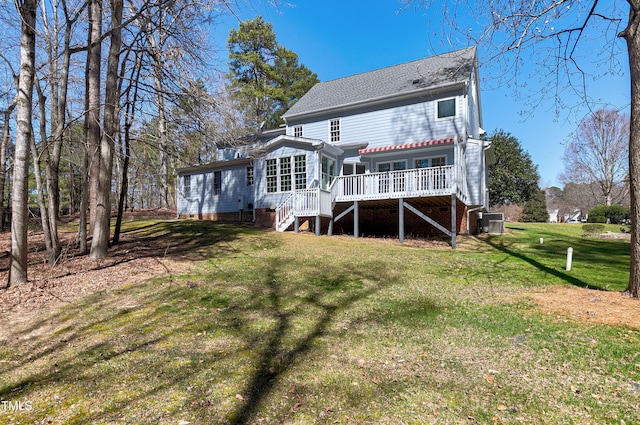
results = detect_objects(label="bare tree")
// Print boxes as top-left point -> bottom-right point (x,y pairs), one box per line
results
561,109 -> 629,206
11,0 -> 38,285
90,0 -> 123,260
404,0 -> 640,297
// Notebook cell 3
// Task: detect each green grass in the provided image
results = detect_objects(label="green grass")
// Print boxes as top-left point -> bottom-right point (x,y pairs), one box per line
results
0,221 -> 637,424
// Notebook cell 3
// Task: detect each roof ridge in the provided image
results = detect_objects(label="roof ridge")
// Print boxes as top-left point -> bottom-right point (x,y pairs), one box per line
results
317,46 -> 476,84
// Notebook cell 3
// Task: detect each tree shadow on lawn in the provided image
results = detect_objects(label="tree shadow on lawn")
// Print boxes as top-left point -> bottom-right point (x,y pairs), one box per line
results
484,235 -> 629,291
222,256 -> 398,424
0,220 -> 256,282
0,245 -> 408,424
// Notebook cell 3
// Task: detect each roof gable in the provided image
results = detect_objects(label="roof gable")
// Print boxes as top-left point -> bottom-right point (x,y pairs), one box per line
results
283,47 -> 476,120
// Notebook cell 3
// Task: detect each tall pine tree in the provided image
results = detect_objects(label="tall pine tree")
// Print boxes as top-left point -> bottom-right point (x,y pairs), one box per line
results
227,16 -> 318,130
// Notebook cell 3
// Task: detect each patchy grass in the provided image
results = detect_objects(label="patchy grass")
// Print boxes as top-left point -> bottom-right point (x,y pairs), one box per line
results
0,221 -> 638,424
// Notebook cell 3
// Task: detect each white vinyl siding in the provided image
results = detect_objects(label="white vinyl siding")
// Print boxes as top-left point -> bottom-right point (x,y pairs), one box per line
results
177,163 -> 253,216
291,91 -> 465,148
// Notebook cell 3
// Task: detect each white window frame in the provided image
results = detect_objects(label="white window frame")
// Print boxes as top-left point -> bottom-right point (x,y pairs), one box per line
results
246,166 -> 254,186
213,170 -> 222,196
329,118 -> 341,143
436,97 -> 456,120
376,160 -> 407,172
265,155 -> 307,194
182,175 -> 191,198
415,155 -> 447,168
293,125 -> 303,138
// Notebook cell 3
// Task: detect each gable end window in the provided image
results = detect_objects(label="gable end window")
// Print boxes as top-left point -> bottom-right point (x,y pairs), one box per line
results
437,98 -> 456,119
329,118 -> 340,142
293,125 -> 303,138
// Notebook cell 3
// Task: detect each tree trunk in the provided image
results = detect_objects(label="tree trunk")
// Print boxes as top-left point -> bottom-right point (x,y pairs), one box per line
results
34,81 -> 54,260
622,2 -> 640,298
11,0 -> 38,286
90,0 -> 122,259
0,104 -> 16,231
87,0 -> 102,232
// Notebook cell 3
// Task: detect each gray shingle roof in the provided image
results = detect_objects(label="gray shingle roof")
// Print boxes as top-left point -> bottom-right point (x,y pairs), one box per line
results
282,47 -> 476,120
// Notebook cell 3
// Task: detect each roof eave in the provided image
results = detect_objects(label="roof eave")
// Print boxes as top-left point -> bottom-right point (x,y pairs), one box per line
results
177,157 -> 252,174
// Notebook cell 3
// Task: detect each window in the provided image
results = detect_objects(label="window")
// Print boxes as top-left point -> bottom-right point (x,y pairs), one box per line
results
183,175 -> 191,198
294,155 -> 306,189
437,98 -> 456,119
415,156 -> 446,168
265,155 -> 307,193
377,161 -> 406,193
431,156 -> 446,167
246,166 -> 254,186
266,159 -> 278,193
321,156 -> 336,189
280,157 -> 292,192
213,170 -> 222,196
329,118 -> 340,142
293,125 -> 303,138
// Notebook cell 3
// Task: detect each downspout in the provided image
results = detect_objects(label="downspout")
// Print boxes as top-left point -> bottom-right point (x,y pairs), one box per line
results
252,159 -> 257,223
175,175 -> 179,219
467,206 -> 483,234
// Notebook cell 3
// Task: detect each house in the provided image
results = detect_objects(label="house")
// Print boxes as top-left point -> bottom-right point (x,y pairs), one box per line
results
176,47 -> 495,248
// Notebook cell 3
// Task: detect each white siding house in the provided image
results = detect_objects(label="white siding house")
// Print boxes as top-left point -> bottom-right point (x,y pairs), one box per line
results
177,47 -> 495,247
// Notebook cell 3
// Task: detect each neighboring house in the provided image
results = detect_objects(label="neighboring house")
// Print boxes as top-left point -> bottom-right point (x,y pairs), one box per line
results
177,47 -> 495,247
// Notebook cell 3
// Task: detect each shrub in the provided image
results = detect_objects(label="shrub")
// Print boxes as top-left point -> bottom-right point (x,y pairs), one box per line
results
587,205 -> 630,224
588,215 -> 606,223
582,223 -> 605,233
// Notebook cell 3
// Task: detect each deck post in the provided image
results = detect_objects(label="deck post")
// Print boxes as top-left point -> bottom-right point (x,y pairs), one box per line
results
328,217 -> 334,236
399,197 -> 404,243
315,215 -> 321,236
354,200 -> 359,238
451,194 -> 457,249
294,216 -> 299,233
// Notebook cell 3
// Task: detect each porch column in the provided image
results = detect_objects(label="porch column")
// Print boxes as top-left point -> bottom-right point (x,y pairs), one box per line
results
399,197 -> 405,243
294,216 -> 299,233
451,194 -> 457,249
354,200 -> 359,238
315,215 -> 321,236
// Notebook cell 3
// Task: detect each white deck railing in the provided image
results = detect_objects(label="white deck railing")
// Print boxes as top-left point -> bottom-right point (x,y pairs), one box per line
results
275,166 -> 468,231
333,166 -> 460,202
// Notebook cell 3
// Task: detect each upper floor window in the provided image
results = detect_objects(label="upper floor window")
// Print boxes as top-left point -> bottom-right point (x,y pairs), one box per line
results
329,118 -> 340,142
183,175 -> 191,198
213,170 -> 222,196
437,98 -> 456,119
293,125 -> 303,138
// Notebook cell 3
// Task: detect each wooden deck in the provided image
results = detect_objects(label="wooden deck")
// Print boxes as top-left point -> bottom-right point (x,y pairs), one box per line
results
276,165 -> 469,234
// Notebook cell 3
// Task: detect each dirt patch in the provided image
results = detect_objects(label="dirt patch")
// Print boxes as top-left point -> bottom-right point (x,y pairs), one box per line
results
0,209 -> 193,341
520,286 -> 640,329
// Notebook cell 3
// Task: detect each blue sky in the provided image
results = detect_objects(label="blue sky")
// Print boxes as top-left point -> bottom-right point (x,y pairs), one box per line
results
211,1 -> 631,188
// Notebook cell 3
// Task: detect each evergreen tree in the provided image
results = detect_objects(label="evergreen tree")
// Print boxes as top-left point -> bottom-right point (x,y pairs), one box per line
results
227,16 -> 318,130
522,189 -> 549,222
488,130 -> 541,207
